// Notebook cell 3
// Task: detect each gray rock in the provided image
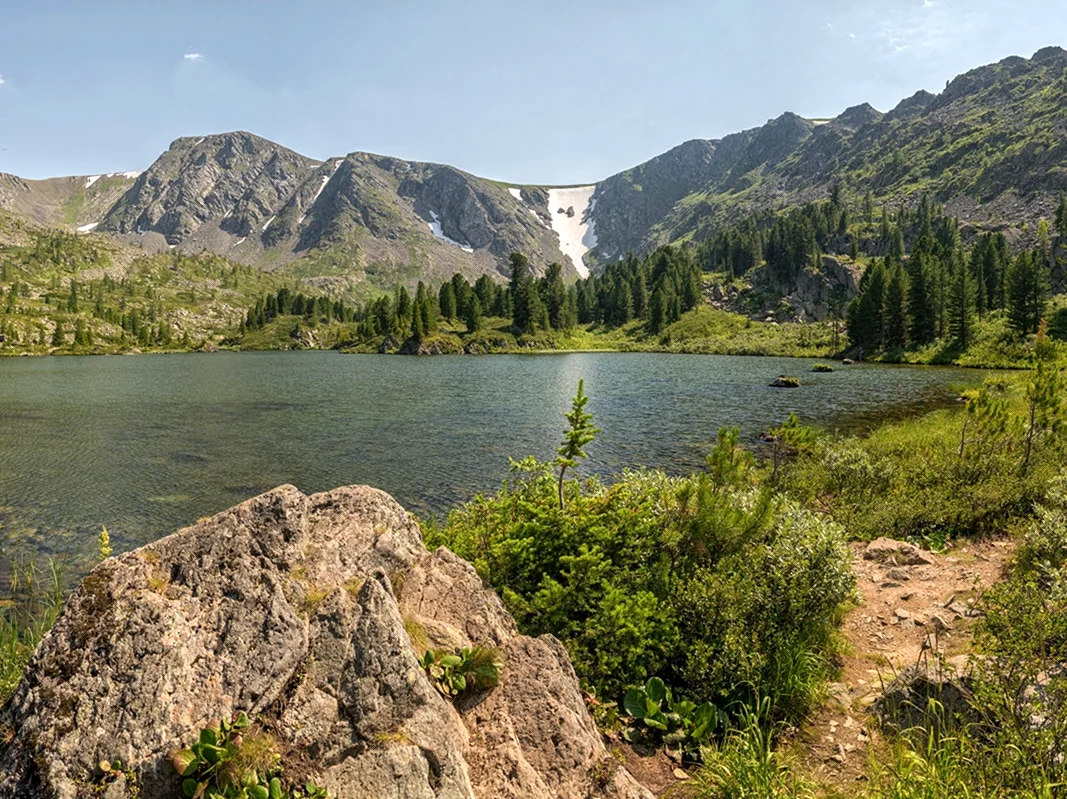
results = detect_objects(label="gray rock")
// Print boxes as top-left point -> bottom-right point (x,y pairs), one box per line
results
874,662 -> 978,733
863,538 -> 935,566
0,485 -> 651,799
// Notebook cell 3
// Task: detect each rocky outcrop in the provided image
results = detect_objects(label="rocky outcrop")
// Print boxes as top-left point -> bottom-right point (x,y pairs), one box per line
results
863,537 -> 935,567
0,485 -> 651,799
874,660 -> 979,733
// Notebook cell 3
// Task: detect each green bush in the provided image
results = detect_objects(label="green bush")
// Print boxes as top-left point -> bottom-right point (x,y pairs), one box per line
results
622,676 -> 721,762
420,646 -> 502,698
169,713 -> 328,799
424,430 -> 854,724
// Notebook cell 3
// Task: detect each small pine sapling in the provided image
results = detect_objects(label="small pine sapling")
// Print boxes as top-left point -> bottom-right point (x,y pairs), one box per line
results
555,380 -> 600,509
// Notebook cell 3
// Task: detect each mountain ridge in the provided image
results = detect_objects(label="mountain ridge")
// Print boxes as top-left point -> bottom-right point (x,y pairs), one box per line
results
1,45 -> 1065,295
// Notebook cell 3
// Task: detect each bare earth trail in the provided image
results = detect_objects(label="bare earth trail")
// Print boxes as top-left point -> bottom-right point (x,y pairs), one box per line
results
793,537 -> 1015,792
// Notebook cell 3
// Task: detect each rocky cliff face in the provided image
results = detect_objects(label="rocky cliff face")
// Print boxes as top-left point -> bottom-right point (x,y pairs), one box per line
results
97,134 -> 580,287
0,485 -> 651,799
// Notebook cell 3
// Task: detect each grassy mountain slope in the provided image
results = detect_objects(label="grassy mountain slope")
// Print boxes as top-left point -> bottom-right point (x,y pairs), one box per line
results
616,46 -> 1067,252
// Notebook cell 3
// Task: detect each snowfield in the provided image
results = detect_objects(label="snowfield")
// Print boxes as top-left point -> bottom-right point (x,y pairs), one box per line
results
76,222 -> 99,233
547,186 -> 597,278
508,187 -> 523,201
84,176 -> 101,189
427,210 -> 474,252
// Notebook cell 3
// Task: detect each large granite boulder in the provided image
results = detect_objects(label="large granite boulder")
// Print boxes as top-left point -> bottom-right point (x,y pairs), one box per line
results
0,485 -> 651,799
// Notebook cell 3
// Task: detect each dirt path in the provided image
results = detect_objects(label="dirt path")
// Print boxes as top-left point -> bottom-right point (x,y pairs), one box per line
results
792,536 -> 1014,792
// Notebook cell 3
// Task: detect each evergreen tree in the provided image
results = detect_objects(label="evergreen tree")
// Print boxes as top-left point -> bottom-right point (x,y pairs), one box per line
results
907,254 -> 936,345
438,282 -> 457,321
542,262 -> 567,330
509,252 -> 538,334
465,294 -> 483,333
846,261 -> 886,352
947,254 -> 976,349
1007,250 -> 1047,336
555,379 -> 599,509
649,287 -> 668,334
1055,193 -> 1067,240
883,266 -> 908,351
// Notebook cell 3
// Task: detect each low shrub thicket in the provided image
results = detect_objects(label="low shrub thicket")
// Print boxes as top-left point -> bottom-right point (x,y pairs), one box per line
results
424,428 -> 855,725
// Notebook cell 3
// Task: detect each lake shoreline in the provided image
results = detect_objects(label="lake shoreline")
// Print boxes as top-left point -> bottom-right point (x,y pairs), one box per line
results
0,344 -> 1029,370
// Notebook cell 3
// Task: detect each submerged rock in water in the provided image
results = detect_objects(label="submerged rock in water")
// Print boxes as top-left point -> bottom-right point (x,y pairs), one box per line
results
769,375 -> 801,388
0,485 -> 651,799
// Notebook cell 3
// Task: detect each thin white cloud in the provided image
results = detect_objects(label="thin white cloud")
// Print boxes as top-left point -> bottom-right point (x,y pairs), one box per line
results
923,0 -> 935,7
184,53 -> 203,62
0,73 -> 5,87
849,32 -> 857,39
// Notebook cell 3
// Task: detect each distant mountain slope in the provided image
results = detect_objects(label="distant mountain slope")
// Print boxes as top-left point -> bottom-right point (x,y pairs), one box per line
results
614,45 -> 1067,250
0,171 -> 141,230
1,46 -> 1065,294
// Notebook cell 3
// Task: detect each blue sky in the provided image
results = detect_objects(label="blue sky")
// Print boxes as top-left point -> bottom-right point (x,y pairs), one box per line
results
1,0 -> 1065,183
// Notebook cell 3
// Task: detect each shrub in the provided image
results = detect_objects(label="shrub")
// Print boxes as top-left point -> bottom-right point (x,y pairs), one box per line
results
622,676 -> 722,763
420,646 -> 502,698
169,713 -> 328,799
424,431 -> 854,724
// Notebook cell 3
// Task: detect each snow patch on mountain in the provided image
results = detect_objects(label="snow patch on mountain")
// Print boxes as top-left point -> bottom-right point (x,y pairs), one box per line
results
547,186 -> 597,278
76,222 -> 99,233
427,210 -> 474,253
261,216 -> 276,232
508,187 -> 523,201
84,176 -> 101,189
298,160 -> 343,224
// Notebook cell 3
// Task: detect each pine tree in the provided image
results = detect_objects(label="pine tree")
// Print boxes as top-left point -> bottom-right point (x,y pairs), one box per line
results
509,252 -> 538,334
1021,320 -> 1065,475
883,266 -> 908,350
1055,192 -> 1067,240
438,282 -> 457,321
649,287 -> 668,334
907,255 -> 936,345
465,294 -> 483,333
1007,250 -> 1047,336
555,379 -> 599,509
948,254 -> 976,349
542,262 -> 567,330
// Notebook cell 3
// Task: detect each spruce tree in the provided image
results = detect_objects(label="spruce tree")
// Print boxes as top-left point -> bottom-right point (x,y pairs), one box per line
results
883,266 -> 908,350
555,379 -> 599,509
543,262 -> 567,330
948,255 -> 976,349
465,294 -> 483,333
1007,251 -> 1047,336
438,282 -> 457,321
907,255 -> 936,345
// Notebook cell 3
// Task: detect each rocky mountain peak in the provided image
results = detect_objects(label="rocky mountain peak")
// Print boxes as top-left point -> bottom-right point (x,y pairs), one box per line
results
832,102 -> 883,131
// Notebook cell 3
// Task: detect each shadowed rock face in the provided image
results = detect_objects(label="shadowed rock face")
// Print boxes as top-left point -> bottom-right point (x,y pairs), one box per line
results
0,485 -> 651,799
